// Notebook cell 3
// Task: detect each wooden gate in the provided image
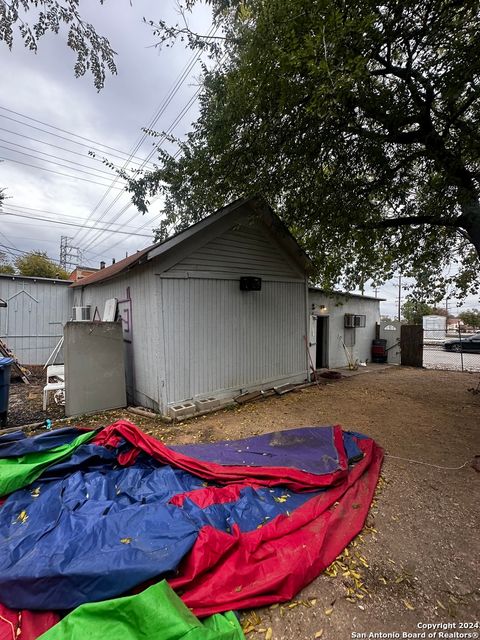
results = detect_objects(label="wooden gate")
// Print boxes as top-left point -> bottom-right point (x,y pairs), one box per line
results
400,325 -> 423,367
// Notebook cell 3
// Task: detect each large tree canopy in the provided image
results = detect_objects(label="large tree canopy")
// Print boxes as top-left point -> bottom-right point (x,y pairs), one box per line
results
0,0 -> 116,90
131,0 -> 480,300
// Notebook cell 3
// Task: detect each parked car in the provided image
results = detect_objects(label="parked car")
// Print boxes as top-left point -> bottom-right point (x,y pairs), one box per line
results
443,332 -> 480,353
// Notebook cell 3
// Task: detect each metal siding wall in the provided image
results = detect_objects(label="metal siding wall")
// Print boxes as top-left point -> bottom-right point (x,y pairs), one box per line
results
0,277 -> 72,365
80,264 -> 162,410
167,222 -> 303,278
160,278 -> 306,404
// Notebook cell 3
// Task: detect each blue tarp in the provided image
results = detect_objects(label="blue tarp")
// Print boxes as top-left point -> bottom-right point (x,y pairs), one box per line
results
0,425 -> 368,611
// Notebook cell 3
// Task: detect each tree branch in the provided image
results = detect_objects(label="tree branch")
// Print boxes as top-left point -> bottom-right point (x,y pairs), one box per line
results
363,215 -> 461,230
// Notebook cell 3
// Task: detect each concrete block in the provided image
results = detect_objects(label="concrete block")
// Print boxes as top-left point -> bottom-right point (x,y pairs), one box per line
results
195,397 -> 220,411
168,401 -> 196,419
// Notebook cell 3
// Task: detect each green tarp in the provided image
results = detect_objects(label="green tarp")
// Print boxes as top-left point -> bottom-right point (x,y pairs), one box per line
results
0,430 -> 96,496
38,580 -> 244,640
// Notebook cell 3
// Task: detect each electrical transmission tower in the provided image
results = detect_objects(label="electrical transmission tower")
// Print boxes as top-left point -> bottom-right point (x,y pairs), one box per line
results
59,236 -> 83,271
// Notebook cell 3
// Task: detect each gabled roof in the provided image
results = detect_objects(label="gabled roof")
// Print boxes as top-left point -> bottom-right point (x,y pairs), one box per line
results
71,196 -> 313,288
69,245 -> 154,288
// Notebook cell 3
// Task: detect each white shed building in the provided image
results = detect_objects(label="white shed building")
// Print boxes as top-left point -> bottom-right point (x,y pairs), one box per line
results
71,197 -> 312,415
308,288 -> 382,369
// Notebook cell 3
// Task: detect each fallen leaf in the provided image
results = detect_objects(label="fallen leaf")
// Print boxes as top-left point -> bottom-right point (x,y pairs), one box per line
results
436,600 -> 446,610
120,537 -> 132,544
265,628 -> 272,640
314,631 -> 324,639
324,607 -> 333,616
402,599 -> 415,610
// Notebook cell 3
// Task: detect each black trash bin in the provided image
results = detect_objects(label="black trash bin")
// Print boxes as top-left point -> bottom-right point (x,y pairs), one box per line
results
0,357 -> 13,428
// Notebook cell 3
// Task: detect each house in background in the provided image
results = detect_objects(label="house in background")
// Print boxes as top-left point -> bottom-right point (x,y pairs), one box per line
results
68,266 -> 99,282
71,197 -> 313,415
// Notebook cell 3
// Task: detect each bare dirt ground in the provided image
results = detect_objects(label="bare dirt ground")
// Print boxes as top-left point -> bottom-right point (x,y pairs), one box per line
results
6,367 -> 480,639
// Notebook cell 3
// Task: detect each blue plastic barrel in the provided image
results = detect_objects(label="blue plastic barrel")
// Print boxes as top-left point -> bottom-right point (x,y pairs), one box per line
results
0,357 -> 13,428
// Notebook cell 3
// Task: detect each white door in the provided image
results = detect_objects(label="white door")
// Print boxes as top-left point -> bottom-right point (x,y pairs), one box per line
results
308,314 -> 317,372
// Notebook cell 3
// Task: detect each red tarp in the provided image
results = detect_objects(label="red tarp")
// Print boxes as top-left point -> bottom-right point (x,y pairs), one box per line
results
96,422 -> 383,616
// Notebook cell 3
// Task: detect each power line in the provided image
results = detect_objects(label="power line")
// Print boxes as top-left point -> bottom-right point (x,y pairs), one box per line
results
85,199 -> 164,260
0,156 -> 125,189
0,143 -> 121,181
0,242 -> 64,266
0,137 -> 120,177
3,202 -> 150,231
74,26 -> 218,248
0,105 -> 154,165
0,125 -> 150,169
0,229 -> 19,254
0,209 -> 153,237
81,85 -> 204,254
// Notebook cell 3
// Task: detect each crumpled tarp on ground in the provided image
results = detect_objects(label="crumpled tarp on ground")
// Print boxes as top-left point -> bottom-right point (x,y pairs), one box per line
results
0,420 -> 383,637
37,580 -> 243,640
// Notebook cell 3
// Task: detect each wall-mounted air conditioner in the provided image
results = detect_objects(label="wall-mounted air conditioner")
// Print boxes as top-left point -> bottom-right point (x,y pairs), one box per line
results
72,305 -> 91,321
344,314 -> 356,328
344,314 -> 366,328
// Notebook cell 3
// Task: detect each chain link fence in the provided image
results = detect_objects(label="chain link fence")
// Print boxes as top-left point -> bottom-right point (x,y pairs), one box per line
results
423,328 -> 480,372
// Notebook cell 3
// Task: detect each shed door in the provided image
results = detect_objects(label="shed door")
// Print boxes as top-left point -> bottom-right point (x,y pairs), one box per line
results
308,314 -> 317,374
118,298 -> 134,402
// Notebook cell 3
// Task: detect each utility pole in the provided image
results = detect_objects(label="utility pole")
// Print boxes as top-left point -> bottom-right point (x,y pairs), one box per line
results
397,274 -> 402,322
59,236 -> 83,271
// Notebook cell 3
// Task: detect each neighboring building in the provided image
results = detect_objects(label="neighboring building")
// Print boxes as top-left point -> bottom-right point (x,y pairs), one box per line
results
308,289 -> 383,369
68,266 -> 99,282
71,197 -> 312,414
0,274 -> 72,365
447,317 -> 462,332
422,314 -> 447,339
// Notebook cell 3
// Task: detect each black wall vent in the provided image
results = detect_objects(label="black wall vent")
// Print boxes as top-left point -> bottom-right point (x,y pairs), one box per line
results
240,276 -> 262,291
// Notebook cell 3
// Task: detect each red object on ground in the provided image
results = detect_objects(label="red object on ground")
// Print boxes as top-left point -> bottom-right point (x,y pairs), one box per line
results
0,605 -> 59,640
94,420 -> 350,492
95,421 -> 383,616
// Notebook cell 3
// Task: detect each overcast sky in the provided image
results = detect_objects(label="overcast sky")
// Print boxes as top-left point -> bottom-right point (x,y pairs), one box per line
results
0,1 -> 477,317
0,2 -> 212,264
